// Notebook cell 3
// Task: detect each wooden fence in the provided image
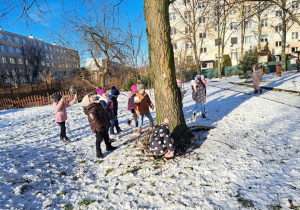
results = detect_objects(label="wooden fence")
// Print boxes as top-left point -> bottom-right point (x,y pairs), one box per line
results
0,90 -> 81,110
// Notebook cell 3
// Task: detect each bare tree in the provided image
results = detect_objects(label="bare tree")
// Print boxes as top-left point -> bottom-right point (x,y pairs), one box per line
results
22,44 -> 45,83
144,0 -> 187,141
5,67 -> 23,88
170,0 -> 213,74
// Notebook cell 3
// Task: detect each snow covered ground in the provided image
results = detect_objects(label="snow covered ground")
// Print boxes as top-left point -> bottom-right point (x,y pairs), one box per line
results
0,71 -> 299,209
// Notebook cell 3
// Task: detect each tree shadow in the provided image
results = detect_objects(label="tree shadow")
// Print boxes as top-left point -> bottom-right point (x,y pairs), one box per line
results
262,72 -> 300,91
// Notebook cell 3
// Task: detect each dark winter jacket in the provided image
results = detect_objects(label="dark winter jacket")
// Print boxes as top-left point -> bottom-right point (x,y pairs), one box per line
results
110,96 -> 118,120
99,99 -> 114,120
150,124 -> 175,156
134,92 -> 154,115
83,102 -> 111,133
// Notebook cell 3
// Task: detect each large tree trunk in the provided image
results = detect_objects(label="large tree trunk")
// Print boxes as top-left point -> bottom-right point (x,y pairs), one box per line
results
240,3 -> 245,60
144,0 -> 187,141
281,1 -> 287,72
257,15 -> 262,52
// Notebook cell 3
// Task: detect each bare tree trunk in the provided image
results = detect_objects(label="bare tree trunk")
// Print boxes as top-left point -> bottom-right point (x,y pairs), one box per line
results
257,14 -> 262,52
144,0 -> 187,141
240,3 -> 245,60
281,0 -> 287,71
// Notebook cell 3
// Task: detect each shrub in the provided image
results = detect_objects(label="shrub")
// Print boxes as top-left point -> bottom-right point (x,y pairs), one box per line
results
238,49 -> 258,80
222,54 -> 232,67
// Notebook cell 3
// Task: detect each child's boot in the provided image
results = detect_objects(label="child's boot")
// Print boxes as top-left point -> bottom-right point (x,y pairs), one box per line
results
97,149 -> 104,158
259,89 -> 262,94
137,129 -> 142,136
135,122 -> 138,127
104,139 -> 117,151
254,90 -> 258,94
127,120 -> 131,126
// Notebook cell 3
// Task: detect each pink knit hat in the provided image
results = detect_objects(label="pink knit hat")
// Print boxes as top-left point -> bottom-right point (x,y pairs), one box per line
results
96,88 -> 106,96
131,85 -> 138,92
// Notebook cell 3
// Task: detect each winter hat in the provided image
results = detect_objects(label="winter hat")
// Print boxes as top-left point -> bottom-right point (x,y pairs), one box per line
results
96,88 -> 106,96
177,79 -> 181,85
131,85 -> 138,93
81,94 -> 91,107
52,94 -> 62,102
111,86 -> 120,96
137,84 -> 145,91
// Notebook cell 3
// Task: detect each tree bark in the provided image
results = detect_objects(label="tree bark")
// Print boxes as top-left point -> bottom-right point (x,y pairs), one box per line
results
281,0 -> 287,71
144,0 -> 187,141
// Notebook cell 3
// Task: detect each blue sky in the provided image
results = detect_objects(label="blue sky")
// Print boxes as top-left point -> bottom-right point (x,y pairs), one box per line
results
1,0 -> 147,66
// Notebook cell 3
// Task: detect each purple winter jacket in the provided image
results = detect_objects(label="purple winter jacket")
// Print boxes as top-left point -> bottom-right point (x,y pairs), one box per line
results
53,98 -> 76,123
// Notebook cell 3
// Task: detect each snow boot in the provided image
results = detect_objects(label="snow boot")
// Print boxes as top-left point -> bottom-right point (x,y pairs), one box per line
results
127,120 -> 131,126
96,149 -> 104,158
259,89 -> 263,94
137,129 -> 142,136
104,139 -> 117,151
254,90 -> 258,94
202,113 -> 206,118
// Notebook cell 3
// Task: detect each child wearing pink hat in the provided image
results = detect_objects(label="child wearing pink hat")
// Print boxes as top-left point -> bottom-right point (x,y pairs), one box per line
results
127,85 -> 138,127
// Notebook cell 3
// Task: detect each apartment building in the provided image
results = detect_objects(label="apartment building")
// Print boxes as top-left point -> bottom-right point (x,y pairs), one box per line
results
169,0 -> 300,69
0,28 -> 79,85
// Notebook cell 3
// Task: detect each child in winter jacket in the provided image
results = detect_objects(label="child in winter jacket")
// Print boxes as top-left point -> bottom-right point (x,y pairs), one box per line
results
82,94 -> 117,158
110,86 -> 122,135
150,119 -> 175,159
251,64 -> 262,94
52,93 -> 77,143
191,76 -> 206,120
134,83 -> 155,136
127,85 -> 138,127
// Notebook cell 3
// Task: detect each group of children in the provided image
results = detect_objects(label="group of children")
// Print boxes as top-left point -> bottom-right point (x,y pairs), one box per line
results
52,76 -> 209,159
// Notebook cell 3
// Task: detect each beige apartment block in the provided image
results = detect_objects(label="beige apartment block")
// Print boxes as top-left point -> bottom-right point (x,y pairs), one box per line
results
169,0 -> 300,69
0,28 -> 79,85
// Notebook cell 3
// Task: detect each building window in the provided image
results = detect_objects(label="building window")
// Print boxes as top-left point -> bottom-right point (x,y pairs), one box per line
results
0,45 -> 5,51
275,25 -> 282,32
198,1 -> 205,8
185,27 -> 190,34
6,35 -> 12,41
39,43 -> 43,48
185,42 -> 192,50
292,47 -> 298,52
14,37 -> 20,43
261,19 -> 268,27
51,63 -> 55,67
16,48 -> 21,54
18,59 -> 23,64
22,39 -> 26,44
0,33 -> 3,39
60,49 -> 63,53
230,22 -> 238,30
169,13 -> 176,21
46,54 -> 49,59
199,33 -> 206,38
292,1 -> 299,9
44,45 -> 48,50
2,57 -> 7,63
215,39 -> 222,46
50,54 -> 53,59
275,41 -> 282,47
292,32 -> 298,39
245,5 -> 252,13
276,11 -> 282,17
261,34 -> 268,42
244,36 -> 252,44
41,61 -> 45,66
10,58 -> 15,64
200,48 -> 207,53
8,47 -> 14,53
231,52 -> 237,60
215,53 -> 222,59
183,0 -> 191,5
47,63 -> 50,67
199,17 -> 206,24
170,28 -> 177,35
34,42 -> 37,46
49,46 -> 52,51
245,20 -> 252,29
230,7 -> 237,14
57,48 -> 60,53
231,37 -> 238,45
184,11 -> 191,19
187,56 -> 193,63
